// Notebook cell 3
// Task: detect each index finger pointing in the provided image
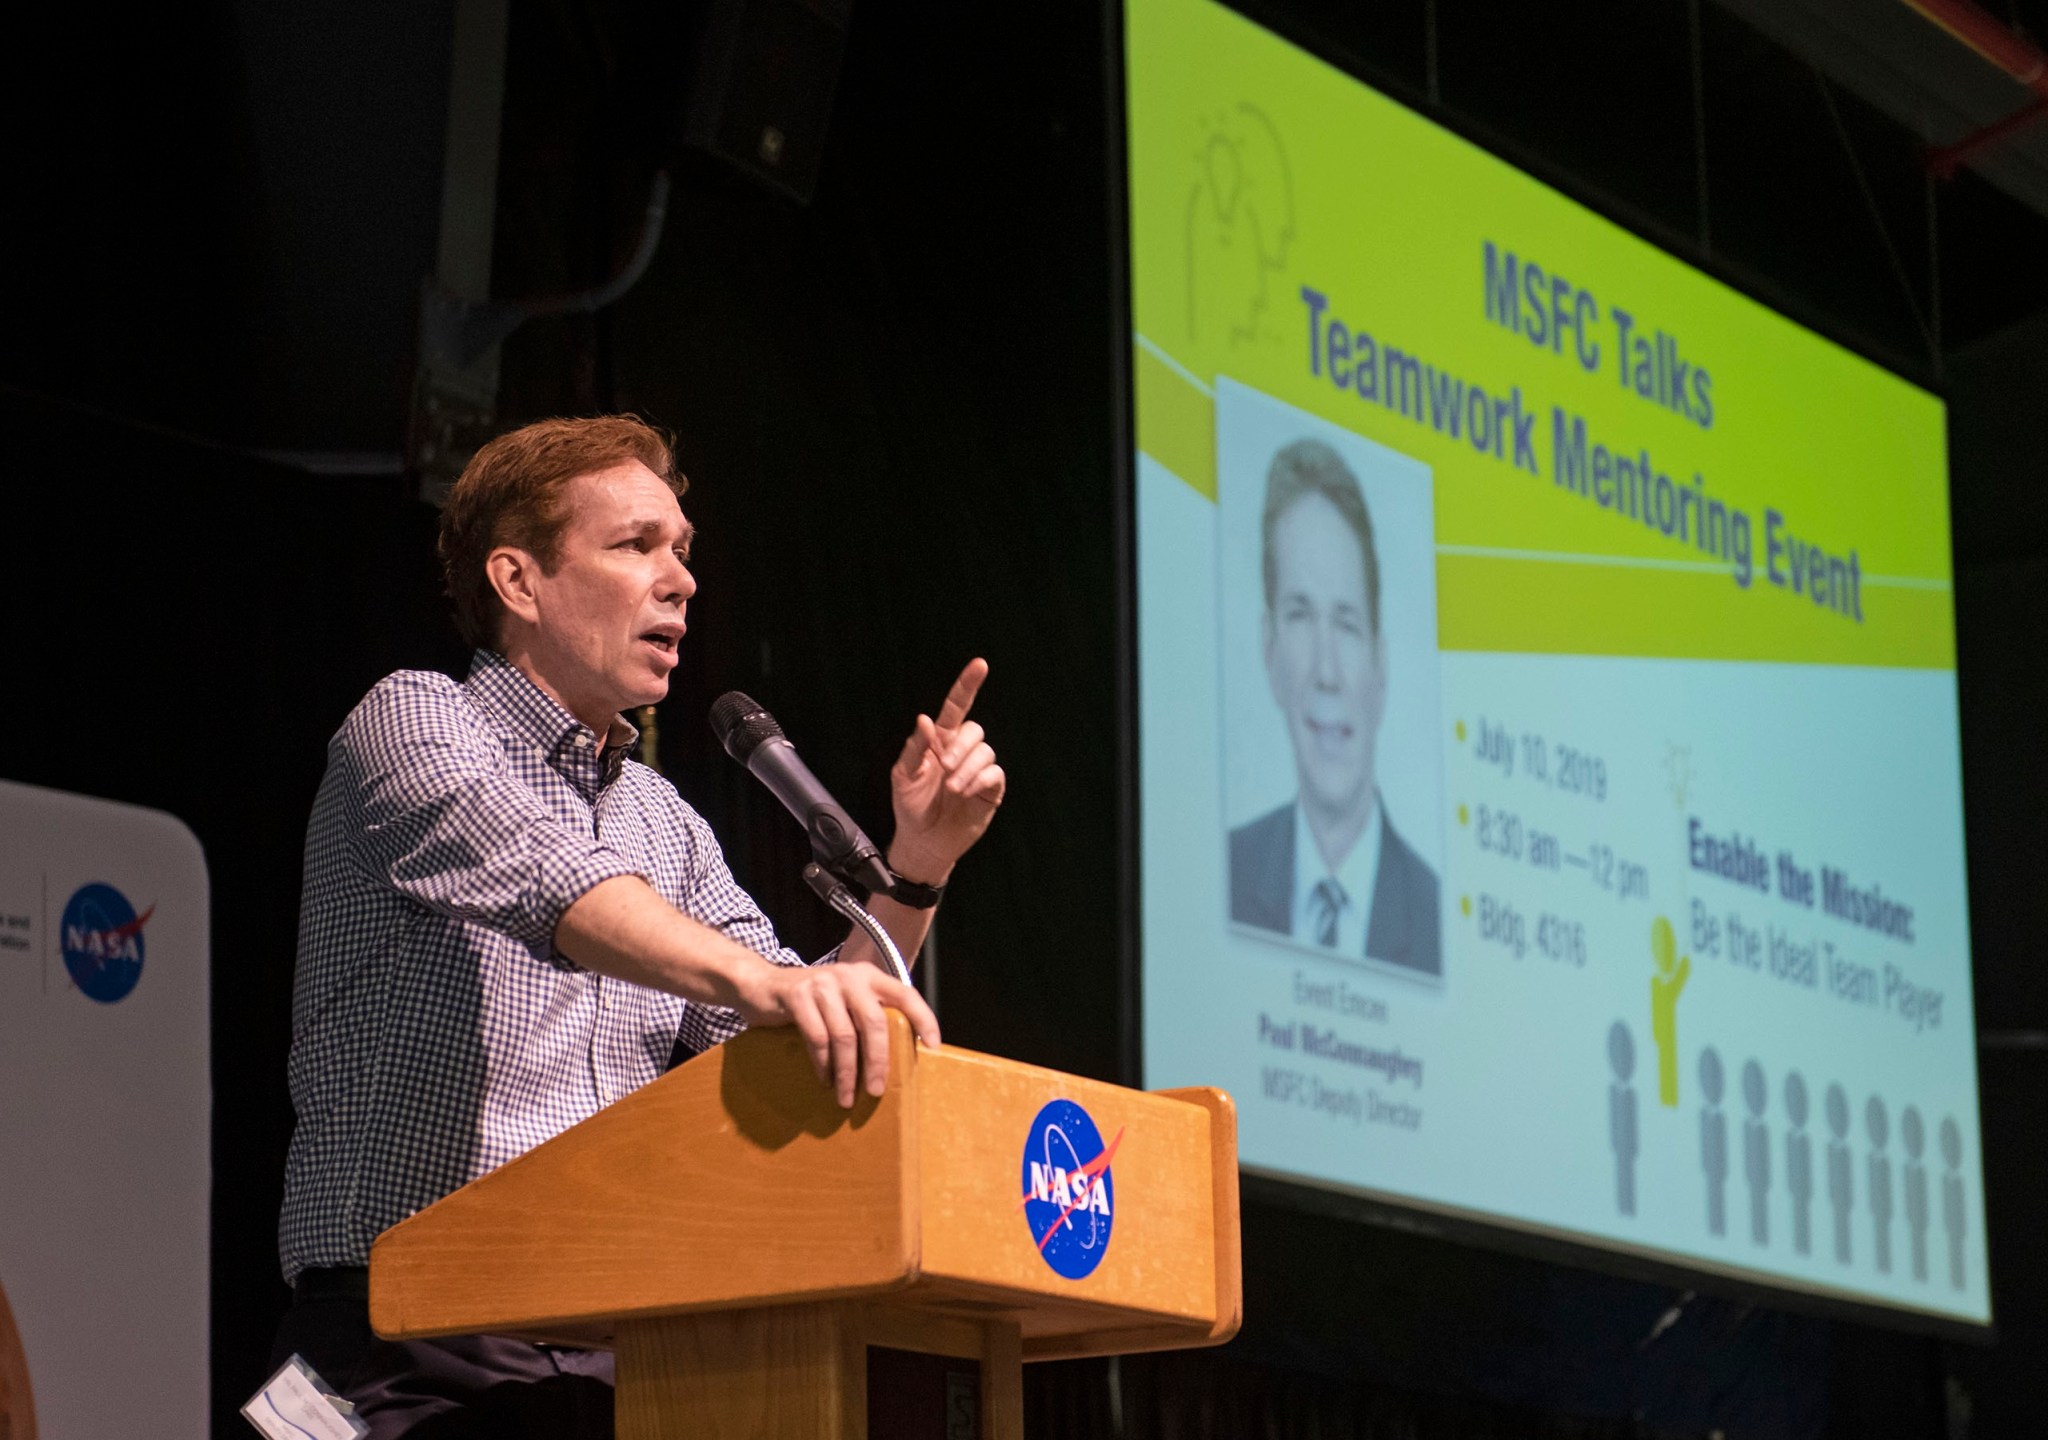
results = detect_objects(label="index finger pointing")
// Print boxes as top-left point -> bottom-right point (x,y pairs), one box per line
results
933,657 -> 989,732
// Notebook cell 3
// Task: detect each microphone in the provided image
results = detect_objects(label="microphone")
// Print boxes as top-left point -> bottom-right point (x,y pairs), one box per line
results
710,691 -> 896,894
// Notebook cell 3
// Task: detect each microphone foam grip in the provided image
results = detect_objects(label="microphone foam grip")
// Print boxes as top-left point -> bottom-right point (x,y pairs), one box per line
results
709,691 -> 785,763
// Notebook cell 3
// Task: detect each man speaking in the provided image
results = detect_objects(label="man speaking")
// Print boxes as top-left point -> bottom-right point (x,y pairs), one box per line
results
1229,438 -> 1439,976
270,416 -> 1003,1436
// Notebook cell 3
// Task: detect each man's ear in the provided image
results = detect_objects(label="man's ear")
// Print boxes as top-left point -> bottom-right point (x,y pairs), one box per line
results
486,546 -> 544,630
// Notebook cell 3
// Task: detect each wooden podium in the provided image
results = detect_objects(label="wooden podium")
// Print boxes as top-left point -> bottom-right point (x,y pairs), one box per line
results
369,1013 -> 1239,1438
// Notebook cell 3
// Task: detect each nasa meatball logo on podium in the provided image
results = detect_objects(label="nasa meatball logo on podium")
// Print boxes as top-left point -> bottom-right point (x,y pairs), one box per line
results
1019,1099 -> 1124,1280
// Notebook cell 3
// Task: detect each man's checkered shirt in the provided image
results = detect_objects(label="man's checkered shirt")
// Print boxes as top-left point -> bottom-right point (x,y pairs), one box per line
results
279,649 -> 817,1282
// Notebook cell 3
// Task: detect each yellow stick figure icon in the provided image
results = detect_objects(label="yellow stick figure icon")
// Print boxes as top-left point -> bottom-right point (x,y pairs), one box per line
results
1650,916 -> 1691,1108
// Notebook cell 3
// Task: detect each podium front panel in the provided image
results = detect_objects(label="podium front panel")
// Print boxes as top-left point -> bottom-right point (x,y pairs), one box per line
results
913,1047 -> 1220,1332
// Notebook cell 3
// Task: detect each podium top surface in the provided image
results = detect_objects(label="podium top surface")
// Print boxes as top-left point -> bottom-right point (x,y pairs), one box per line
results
370,1013 -> 1239,1361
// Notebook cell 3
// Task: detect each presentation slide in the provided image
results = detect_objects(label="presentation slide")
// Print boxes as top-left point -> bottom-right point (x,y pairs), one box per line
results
1127,0 -> 1989,1323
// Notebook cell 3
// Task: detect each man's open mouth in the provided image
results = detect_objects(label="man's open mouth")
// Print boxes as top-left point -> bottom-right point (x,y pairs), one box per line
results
1304,719 -> 1353,754
639,630 -> 681,654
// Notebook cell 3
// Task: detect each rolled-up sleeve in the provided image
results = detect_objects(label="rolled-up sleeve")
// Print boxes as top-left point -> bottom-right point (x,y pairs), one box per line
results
664,795 -> 845,1052
335,672 -> 642,961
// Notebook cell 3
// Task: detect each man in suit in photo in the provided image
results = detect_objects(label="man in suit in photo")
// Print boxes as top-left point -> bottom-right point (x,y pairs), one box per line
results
1229,438 -> 1441,975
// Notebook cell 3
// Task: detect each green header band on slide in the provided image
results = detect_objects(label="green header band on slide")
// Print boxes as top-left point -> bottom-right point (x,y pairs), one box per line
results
1136,351 -> 1955,669
1434,551 -> 1956,669
1135,342 -> 1216,501
1127,0 -> 1960,674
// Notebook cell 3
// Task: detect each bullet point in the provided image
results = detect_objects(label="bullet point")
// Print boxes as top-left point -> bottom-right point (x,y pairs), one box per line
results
1460,895 -> 1472,917
1458,804 -> 1469,826
1455,720 -> 1466,742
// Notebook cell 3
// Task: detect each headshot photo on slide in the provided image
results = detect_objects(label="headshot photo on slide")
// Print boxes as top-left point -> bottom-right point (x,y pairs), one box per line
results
1216,375 -> 1445,981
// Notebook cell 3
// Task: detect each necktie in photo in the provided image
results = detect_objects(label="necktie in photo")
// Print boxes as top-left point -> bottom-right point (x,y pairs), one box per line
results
1309,877 -> 1346,948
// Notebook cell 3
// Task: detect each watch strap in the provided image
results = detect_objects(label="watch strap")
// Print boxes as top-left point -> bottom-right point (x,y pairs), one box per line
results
888,875 -> 946,909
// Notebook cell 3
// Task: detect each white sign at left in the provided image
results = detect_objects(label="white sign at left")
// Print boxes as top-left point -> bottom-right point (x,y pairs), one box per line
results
0,779 -> 210,1437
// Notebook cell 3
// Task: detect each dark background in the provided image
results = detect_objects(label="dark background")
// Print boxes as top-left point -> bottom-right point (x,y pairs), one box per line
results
2,2 -> 2044,1436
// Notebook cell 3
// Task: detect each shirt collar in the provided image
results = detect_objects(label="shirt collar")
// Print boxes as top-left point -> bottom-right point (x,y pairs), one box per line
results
1294,795 -> 1383,917
464,649 -> 639,792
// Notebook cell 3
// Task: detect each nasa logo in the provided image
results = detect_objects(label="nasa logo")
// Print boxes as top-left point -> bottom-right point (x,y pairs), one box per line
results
1017,1098 -> 1124,1280
59,881 -> 154,1004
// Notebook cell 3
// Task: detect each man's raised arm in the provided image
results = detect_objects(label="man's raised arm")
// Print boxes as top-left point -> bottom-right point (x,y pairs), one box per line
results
840,658 -> 1007,974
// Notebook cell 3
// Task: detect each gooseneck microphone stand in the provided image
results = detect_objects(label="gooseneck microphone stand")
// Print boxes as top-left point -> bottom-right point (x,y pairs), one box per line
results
709,690 -> 921,991
802,862 -> 914,989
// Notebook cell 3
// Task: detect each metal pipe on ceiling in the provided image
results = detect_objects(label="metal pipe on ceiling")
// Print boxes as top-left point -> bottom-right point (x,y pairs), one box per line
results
1902,0 -> 2048,88
1900,0 -> 2048,174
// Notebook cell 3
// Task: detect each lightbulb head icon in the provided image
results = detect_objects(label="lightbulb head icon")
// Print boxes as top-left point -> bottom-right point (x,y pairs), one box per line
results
1184,102 -> 1296,347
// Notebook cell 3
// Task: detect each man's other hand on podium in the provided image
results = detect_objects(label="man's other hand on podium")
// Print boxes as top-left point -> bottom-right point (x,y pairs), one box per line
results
740,960 -> 941,1109
556,877 -> 942,1109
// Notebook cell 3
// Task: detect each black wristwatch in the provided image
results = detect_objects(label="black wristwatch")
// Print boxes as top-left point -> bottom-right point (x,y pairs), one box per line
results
888,873 -> 947,909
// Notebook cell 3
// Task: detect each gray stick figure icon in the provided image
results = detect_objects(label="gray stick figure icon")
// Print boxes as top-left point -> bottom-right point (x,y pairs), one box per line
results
1742,1060 -> 1770,1246
1784,1070 -> 1813,1256
1902,1106 -> 1929,1283
1867,1096 -> 1893,1274
1825,1083 -> 1854,1265
1941,1116 -> 1966,1290
1699,1047 -> 1727,1237
1609,1021 -> 1638,1217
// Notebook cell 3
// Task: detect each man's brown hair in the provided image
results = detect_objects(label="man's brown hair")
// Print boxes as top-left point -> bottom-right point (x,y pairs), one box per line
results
1261,437 -> 1381,638
438,415 -> 686,649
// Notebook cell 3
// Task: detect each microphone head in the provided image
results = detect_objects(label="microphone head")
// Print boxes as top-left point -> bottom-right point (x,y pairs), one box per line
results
710,691 -> 785,764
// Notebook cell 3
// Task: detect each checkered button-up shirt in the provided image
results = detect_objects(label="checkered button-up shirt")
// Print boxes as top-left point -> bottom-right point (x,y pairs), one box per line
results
279,649 -> 817,1282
